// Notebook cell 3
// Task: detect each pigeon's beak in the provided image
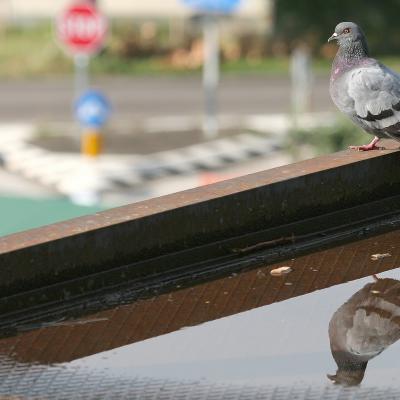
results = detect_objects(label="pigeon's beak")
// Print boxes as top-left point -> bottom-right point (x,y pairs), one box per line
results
328,32 -> 338,43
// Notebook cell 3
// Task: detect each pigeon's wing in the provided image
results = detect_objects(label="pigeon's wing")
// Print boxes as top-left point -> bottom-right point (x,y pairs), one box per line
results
348,63 -> 400,139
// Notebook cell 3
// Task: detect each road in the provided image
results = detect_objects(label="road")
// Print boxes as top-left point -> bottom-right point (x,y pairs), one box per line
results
0,74 -> 336,202
0,74 -> 335,122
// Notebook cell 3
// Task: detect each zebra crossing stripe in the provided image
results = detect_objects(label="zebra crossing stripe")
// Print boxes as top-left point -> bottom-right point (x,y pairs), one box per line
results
0,122 -> 284,195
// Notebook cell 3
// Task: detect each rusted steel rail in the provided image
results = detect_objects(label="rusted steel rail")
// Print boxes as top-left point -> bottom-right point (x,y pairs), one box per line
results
1,227 -> 399,365
0,141 -> 400,318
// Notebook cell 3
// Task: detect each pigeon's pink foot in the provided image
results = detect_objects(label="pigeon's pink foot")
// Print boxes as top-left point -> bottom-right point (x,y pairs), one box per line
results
349,136 -> 381,151
349,143 -> 380,151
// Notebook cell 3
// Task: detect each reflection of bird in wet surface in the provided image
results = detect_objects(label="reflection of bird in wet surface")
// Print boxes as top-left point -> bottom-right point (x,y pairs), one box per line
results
328,276 -> 400,386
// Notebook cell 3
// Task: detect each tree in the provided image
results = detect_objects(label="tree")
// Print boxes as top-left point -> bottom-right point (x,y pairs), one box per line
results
275,0 -> 400,55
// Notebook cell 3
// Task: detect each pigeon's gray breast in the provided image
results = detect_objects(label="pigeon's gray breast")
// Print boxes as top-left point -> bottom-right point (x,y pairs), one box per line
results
330,69 -> 355,114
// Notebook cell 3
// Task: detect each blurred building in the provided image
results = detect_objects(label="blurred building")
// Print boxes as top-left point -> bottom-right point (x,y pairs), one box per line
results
0,0 -> 274,34
1,0 -> 270,18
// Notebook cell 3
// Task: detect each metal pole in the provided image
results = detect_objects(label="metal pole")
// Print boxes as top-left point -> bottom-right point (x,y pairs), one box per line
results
202,14 -> 219,139
290,45 -> 313,127
74,53 -> 90,100
73,54 -> 102,159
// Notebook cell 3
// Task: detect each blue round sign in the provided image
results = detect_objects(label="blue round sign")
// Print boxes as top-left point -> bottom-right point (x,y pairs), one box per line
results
182,0 -> 241,14
75,90 -> 111,129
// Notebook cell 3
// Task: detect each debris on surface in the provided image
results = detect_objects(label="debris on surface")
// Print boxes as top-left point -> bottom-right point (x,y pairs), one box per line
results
270,266 -> 292,276
371,290 -> 381,294
232,235 -> 296,255
17,317 -> 109,332
370,253 -> 391,261
257,270 -> 266,278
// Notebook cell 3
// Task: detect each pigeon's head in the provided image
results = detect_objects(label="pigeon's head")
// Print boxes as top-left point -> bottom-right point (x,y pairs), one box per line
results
328,22 -> 368,53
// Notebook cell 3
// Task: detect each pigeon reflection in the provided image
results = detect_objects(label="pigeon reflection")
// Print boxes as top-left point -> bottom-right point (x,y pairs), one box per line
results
328,275 -> 400,386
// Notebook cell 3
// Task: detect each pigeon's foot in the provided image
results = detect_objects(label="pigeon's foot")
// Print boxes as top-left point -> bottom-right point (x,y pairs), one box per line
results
349,144 -> 381,151
349,136 -> 381,151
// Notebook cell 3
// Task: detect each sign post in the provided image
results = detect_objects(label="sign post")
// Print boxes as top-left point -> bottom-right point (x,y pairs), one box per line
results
56,1 -> 109,155
202,14 -> 219,138
74,53 -> 90,100
75,90 -> 111,157
182,0 -> 241,139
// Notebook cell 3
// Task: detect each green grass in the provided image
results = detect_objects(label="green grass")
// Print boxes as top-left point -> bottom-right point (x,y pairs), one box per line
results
222,57 -> 290,75
0,24 -> 71,77
91,54 -> 200,76
0,23 -> 305,77
0,25 -> 291,77
286,118 -> 367,157
1,23 -> 400,78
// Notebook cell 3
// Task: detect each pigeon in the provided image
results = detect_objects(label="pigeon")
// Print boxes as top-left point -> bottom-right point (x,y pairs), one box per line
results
329,22 -> 400,150
327,276 -> 400,386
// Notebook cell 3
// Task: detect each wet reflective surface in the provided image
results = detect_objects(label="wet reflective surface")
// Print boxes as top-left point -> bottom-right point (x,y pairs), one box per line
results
1,227 -> 400,399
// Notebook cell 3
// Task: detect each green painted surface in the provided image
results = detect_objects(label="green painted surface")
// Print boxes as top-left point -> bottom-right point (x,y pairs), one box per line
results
0,196 -> 104,237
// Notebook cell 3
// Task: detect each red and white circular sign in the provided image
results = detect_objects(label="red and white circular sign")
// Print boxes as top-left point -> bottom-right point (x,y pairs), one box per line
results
56,1 -> 108,55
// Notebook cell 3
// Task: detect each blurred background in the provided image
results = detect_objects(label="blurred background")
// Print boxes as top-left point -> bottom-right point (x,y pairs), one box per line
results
0,0 -> 398,236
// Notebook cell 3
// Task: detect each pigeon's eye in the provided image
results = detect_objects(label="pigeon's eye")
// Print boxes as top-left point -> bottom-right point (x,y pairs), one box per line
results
343,28 -> 351,34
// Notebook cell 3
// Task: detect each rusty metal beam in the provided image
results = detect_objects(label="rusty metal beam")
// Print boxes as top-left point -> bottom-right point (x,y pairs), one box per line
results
0,141 -> 400,312
1,227 -> 399,365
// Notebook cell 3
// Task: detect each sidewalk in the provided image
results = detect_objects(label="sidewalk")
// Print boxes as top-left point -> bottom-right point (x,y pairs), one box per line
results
0,164 -> 54,198
0,112 -> 337,206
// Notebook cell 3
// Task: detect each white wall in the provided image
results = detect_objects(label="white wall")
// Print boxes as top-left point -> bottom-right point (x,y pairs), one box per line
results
3,0 -> 271,19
